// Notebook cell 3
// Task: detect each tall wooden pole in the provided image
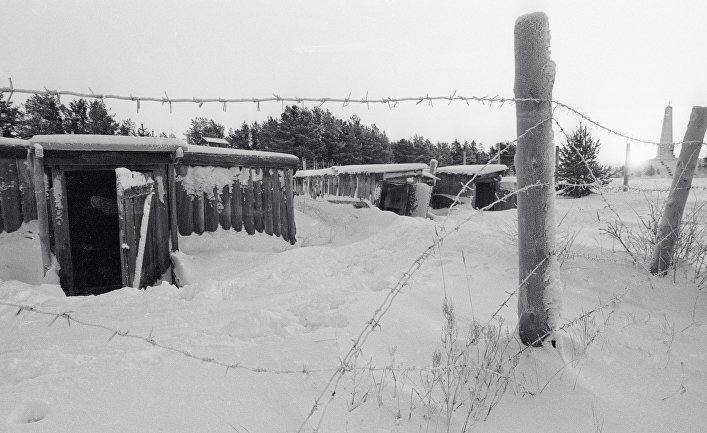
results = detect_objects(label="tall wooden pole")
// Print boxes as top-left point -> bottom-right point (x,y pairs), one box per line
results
650,107 -> 707,275
623,142 -> 630,192
514,12 -> 561,347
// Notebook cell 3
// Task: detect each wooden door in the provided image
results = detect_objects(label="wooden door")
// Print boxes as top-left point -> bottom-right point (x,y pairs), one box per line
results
115,168 -> 157,289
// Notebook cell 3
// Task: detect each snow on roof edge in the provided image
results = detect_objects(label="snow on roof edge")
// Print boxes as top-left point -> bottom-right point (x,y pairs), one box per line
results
294,163 -> 429,177
30,135 -> 188,152
0,137 -> 31,149
183,144 -> 299,162
436,164 -> 508,176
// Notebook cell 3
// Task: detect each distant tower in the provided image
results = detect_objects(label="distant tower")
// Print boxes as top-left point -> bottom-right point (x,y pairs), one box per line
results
657,104 -> 674,158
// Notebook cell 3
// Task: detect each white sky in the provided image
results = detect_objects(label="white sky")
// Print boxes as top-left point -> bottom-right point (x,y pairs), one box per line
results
3,0 -> 706,164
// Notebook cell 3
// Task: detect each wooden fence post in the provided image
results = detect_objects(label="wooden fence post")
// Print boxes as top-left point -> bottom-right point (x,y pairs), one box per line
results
623,142 -> 630,192
650,107 -> 707,275
514,12 -> 561,347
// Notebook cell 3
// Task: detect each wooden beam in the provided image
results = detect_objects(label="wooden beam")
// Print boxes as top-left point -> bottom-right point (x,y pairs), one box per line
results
44,151 -> 172,167
32,145 -> 52,274
17,153 -> 37,222
51,168 -> 74,294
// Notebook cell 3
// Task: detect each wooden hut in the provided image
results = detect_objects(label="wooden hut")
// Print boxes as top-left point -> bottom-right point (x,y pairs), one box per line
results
431,164 -> 509,210
0,135 -> 298,296
294,163 -> 437,217
198,136 -> 230,148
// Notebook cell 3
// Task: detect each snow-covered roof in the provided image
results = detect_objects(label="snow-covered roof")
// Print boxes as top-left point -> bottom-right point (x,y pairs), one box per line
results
294,163 -> 429,178
181,144 -> 299,168
30,135 -> 188,152
200,137 -> 230,146
436,164 -> 508,176
294,168 -> 334,178
0,137 -> 31,150
184,145 -> 298,162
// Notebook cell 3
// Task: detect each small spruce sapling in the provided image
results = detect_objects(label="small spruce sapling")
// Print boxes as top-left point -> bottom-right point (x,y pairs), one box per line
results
557,124 -> 611,197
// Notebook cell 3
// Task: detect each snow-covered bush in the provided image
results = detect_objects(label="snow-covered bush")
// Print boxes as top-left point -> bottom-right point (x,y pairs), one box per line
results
603,194 -> 707,285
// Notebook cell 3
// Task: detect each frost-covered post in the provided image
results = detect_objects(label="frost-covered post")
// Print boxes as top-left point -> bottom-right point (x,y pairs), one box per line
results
514,12 -> 561,347
650,107 -> 707,275
623,142 -> 630,192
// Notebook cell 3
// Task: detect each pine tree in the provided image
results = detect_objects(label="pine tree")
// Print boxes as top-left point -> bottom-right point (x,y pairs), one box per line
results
557,124 -> 611,197
227,122 -> 251,149
136,124 -> 152,137
0,93 -> 22,138
62,98 -> 90,134
185,117 -> 225,145
19,93 -> 65,137
118,118 -> 137,136
87,100 -> 118,135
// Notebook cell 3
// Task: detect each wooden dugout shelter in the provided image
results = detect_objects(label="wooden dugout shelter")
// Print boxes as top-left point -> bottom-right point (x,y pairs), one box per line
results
431,164 -> 512,210
293,163 -> 438,217
0,135 -> 298,296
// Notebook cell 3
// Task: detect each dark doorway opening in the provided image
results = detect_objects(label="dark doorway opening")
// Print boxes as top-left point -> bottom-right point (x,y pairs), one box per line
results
379,183 -> 410,215
475,182 -> 495,209
65,170 -> 122,295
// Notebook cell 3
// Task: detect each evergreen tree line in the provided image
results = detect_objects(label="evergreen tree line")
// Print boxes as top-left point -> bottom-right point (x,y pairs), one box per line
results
187,105 -> 516,167
0,93 -> 171,139
1,93 -> 514,167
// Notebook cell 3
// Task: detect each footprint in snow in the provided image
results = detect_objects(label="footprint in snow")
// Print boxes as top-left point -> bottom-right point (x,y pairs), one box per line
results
7,401 -> 50,425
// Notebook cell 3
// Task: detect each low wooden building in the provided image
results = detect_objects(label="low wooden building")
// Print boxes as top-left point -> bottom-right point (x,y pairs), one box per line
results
198,136 -> 230,148
431,164 -> 510,210
0,135 -> 298,296
294,163 -> 437,217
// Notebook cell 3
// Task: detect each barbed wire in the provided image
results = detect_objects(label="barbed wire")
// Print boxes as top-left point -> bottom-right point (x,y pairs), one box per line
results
2,81 -> 703,148
2,81 -> 704,430
296,180 -> 553,432
0,300 -> 329,376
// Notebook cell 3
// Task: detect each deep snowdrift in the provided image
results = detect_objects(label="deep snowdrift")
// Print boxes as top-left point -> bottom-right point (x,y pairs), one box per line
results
1,178 -> 705,432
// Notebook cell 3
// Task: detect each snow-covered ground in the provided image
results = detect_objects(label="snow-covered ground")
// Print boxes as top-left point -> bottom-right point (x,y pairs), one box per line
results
1,178 -> 705,432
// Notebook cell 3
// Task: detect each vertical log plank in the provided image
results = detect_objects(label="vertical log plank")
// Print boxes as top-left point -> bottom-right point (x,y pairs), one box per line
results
253,168 -> 264,233
285,168 -> 297,244
220,184 -> 232,230
272,169 -> 282,238
0,158 -> 23,232
279,170 -> 290,242
176,165 -> 194,236
243,168 -> 255,235
232,176 -> 244,232
263,169 -> 274,236
193,190 -> 205,235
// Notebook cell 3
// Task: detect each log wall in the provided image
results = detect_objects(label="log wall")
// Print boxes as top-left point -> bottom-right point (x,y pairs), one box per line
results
0,154 -> 37,234
295,172 -> 385,206
175,165 -> 296,244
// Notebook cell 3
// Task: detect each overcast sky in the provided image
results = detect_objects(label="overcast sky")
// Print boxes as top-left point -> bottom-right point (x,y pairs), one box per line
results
3,0 -> 705,164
